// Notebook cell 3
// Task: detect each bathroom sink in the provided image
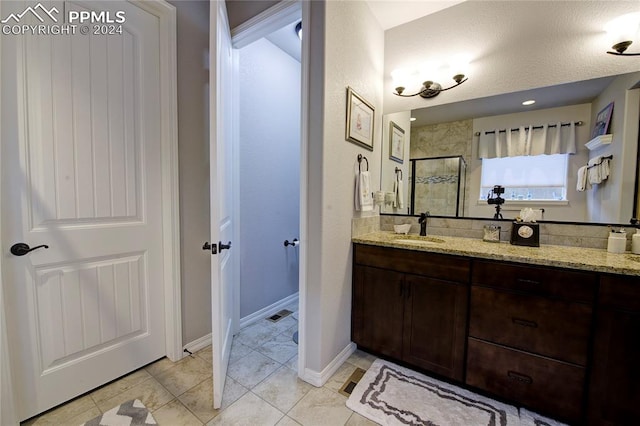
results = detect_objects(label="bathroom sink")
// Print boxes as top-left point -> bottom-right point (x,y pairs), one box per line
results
392,235 -> 445,245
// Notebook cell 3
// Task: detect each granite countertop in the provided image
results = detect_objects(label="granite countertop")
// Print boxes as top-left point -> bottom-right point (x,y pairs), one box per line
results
352,231 -> 640,276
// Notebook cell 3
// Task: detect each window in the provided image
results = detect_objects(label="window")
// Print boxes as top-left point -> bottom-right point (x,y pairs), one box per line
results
479,154 -> 569,201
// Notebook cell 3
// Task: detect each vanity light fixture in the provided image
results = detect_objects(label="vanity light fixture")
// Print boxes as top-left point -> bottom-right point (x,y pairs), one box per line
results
605,12 -> 640,56
392,56 -> 470,99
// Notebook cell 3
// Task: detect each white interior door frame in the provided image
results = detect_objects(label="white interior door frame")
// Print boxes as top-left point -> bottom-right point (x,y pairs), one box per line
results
0,0 -> 181,421
229,0 -> 309,381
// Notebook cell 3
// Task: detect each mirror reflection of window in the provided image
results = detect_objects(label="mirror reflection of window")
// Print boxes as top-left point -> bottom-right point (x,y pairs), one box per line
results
479,154 -> 569,202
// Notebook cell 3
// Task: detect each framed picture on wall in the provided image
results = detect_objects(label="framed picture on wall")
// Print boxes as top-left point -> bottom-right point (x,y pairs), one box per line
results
389,121 -> 405,163
345,87 -> 375,151
591,102 -> 614,139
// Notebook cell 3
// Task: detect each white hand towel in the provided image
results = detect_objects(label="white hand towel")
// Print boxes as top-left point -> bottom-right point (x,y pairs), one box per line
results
396,179 -> 404,209
588,156 -> 603,184
600,158 -> 611,181
576,165 -> 589,191
355,171 -> 373,211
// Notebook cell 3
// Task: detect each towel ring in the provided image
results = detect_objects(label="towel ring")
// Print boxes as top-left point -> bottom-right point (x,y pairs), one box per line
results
357,154 -> 369,172
395,167 -> 403,180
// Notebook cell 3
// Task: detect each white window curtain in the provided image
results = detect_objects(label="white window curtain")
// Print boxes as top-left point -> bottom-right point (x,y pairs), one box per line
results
478,122 -> 577,159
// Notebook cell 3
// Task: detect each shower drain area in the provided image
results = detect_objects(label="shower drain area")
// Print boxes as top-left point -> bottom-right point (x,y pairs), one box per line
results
266,309 -> 293,323
339,367 -> 366,397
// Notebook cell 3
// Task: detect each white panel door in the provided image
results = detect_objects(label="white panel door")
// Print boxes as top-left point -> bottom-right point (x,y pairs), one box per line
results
1,0 -> 168,420
209,0 -> 236,409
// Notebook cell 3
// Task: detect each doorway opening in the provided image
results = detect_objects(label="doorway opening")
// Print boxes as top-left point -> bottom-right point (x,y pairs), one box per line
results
235,13 -> 302,336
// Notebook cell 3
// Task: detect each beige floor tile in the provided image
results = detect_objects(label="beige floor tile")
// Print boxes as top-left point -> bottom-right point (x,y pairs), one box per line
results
323,361 -> 359,394
267,316 -> 298,335
227,351 -> 281,389
90,369 -> 152,405
229,340 -> 253,365
288,387 -> 352,426
345,412 -> 378,425
30,395 -> 97,425
178,375 -> 248,423
346,350 -> 376,370
252,366 -> 313,412
256,332 -> 299,364
276,415 -> 301,426
206,392 -> 284,426
152,399 -> 203,426
195,345 -> 213,364
95,377 -> 174,413
65,406 -> 103,425
145,356 -> 177,377
235,321 -> 282,349
285,355 -> 298,372
156,355 -> 212,397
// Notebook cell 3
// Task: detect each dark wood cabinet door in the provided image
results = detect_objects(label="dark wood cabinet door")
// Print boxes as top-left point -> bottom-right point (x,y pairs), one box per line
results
352,265 -> 404,359
588,307 -> 640,425
402,275 -> 468,381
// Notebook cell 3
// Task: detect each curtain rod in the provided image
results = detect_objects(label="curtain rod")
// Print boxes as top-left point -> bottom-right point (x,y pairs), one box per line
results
474,121 -> 583,137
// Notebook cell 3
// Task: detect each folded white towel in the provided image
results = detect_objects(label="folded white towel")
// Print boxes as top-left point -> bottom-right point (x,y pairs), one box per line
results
600,158 -> 611,181
576,165 -> 589,191
355,171 -> 373,211
588,156 -> 603,184
396,179 -> 404,209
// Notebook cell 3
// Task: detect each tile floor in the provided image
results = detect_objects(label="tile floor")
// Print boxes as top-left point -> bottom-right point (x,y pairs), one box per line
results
22,306 -> 378,426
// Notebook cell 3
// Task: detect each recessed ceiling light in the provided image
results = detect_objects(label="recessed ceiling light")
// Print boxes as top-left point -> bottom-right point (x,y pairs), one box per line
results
410,117 -> 417,122
522,99 -> 536,106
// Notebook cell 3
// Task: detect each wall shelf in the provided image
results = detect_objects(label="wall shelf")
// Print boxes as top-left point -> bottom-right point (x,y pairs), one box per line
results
585,134 -> 613,151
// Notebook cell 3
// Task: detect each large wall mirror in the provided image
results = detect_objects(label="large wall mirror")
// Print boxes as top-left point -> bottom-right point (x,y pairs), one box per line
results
380,71 -> 640,225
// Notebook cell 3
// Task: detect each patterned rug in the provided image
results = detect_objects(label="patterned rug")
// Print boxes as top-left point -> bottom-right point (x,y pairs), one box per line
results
81,399 -> 156,426
347,359 -> 567,426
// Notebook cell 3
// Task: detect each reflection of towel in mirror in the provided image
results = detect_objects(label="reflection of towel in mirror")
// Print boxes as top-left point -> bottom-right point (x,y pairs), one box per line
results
355,171 -> 373,211
587,156 -> 611,185
393,178 -> 404,209
576,165 -> 589,191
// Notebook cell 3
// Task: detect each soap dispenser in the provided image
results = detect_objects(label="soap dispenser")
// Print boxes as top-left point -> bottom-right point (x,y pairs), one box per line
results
633,229 -> 640,254
607,228 -> 627,254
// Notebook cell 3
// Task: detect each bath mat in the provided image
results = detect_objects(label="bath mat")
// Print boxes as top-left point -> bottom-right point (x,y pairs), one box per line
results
346,358 -> 520,425
520,407 -> 568,426
81,399 -> 156,426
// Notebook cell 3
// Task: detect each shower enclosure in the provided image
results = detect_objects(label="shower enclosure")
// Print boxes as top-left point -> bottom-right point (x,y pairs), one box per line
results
410,155 -> 467,217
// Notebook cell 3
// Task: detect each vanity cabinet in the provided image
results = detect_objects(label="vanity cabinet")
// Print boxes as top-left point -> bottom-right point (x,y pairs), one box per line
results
352,244 -> 469,381
588,274 -> 640,425
467,260 -> 597,423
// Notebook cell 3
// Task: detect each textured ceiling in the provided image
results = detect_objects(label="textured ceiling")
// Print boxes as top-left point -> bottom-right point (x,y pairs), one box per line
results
366,0 -> 465,30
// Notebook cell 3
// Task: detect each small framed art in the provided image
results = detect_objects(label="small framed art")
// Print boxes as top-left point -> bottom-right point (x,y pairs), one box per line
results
389,121 -> 405,163
346,87 -> 375,151
592,102 -> 614,139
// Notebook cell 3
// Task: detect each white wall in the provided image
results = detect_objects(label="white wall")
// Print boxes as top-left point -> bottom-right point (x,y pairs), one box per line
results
469,104 -> 592,222
303,0 -> 384,375
238,38 -> 301,318
587,72 -> 640,223
168,0 -> 212,346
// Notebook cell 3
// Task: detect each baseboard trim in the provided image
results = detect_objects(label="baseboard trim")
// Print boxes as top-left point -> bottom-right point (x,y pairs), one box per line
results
302,342 -> 357,387
239,292 -> 299,329
183,333 -> 212,354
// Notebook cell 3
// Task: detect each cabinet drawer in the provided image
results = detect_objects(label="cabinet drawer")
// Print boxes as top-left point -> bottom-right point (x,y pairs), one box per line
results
354,243 -> 470,282
471,259 -> 596,303
469,286 -> 592,365
466,338 -> 585,423
599,274 -> 640,312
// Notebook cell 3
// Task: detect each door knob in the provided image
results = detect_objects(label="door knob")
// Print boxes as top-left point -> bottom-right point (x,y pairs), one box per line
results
202,242 -> 217,254
219,241 -> 231,251
284,238 -> 299,247
10,243 -> 49,256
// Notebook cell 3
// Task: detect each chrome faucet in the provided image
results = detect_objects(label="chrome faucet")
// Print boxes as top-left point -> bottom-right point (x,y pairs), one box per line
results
419,212 -> 430,236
